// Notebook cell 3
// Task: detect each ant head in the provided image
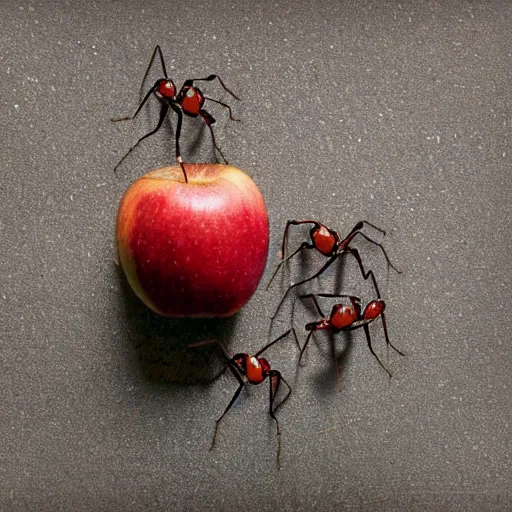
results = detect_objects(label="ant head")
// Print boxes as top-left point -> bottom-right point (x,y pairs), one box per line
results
330,304 -> 358,329
232,353 -> 247,370
258,357 -> 271,376
363,300 -> 385,321
156,78 -> 176,99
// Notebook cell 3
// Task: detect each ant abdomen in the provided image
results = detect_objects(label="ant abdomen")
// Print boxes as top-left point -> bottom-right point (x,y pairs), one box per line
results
180,86 -> 205,116
363,300 -> 385,321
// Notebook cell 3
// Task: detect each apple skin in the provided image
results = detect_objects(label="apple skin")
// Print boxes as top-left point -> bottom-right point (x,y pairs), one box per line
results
116,164 -> 269,318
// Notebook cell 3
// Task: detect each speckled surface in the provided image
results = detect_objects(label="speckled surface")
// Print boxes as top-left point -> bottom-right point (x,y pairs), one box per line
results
1,1 -> 511,510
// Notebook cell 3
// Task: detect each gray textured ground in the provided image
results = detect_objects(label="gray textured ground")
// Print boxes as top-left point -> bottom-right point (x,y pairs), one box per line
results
1,0 -> 511,510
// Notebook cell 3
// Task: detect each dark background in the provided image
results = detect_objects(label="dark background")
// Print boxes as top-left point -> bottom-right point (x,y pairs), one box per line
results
1,0 -> 511,510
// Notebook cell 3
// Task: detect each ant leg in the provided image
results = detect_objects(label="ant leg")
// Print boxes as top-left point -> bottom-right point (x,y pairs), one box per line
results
313,293 -> 361,304
360,220 -> 387,237
348,232 -> 401,274
188,339 -> 217,349
298,329 -> 316,365
345,220 -> 386,239
270,253 -> 341,322
188,338 -> 233,360
341,220 -> 386,245
199,109 -> 228,164
270,371 -> 292,414
188,339 -> 232,382
363,324 -> 392,378
266,241 -> 314,290
110,47 -> 167,123
169,104 -> 188,183
141,45 -> 168,87
269,371 -> 291,469
254,328 -> 301,357
267,219 -> 321,290
280,220 -> 321,259
290,294 -> 314,332
204,96 -> 240,121
379,312 -> 405,356
255,331 -> 287,358
206,365 -> 229,383
339,221 -> 400,274
110,81 -> 160,122
210,363 -> 245,451
344,248 -> 383,299
184,75 -> 240,100
290,328 -> 301,352
291,296 -> 301,327
113,103 -> 169,173
297,293 -> 327,317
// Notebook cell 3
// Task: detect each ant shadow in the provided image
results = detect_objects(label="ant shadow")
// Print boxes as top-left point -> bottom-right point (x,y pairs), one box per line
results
115,98 -> 217,172
115,262 -> 237,386
313,331 -> 355,395
270,241 -> 350,333
292,297 -> 355,397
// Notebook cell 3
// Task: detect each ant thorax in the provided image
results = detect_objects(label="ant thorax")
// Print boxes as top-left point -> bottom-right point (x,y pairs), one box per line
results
243,355 -> 270,384
311,225 -> 339,256
330,304 -> 358,330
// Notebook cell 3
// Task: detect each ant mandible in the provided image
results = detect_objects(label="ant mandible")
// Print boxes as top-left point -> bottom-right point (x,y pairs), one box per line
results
190,329 -> 299,469
111,45 -> 240,183
293,292 -> 404,391
267,219 -> 401,323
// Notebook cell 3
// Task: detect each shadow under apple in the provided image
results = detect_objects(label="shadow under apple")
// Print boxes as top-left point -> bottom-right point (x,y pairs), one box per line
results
116,262 -> 237,385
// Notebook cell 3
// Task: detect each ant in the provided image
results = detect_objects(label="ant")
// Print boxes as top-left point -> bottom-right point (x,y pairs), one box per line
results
190,329 -> 299,469
293,292 -> 404,391
111,45 -> 240,183
267,219 -> 401,324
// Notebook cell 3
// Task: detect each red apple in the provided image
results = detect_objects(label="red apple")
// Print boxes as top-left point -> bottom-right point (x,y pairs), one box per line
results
116,164 -> 269,317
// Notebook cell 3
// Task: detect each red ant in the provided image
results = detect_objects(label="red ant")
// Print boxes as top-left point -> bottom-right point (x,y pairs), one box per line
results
111,45 -> 240,182
293,292 -> 404,391
267,219 -> 401,323
190,329 -> 299,468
